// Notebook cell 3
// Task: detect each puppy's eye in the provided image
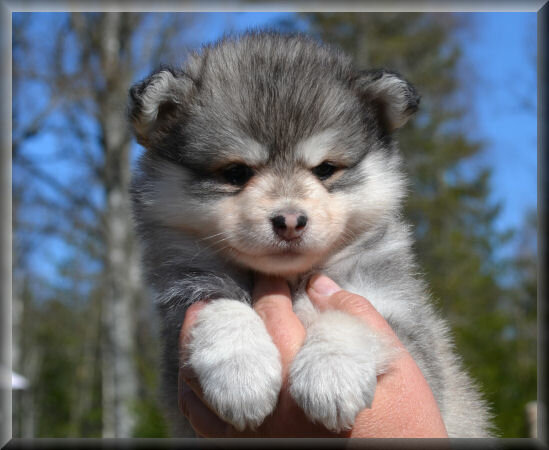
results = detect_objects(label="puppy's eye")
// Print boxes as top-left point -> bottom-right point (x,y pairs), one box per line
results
222,163 -> 254,186
312,162 -> 338,180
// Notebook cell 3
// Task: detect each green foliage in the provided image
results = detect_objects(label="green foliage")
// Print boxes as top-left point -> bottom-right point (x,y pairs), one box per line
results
297,12 -> 536,437
132,397 -> 169,438
12,12 -> 536,438
132,312 -> 169,438
17,289 -> 103,437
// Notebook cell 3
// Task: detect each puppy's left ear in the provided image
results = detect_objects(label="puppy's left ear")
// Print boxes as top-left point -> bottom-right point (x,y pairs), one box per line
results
351,69 -> 420,132
128,67 -> 193,148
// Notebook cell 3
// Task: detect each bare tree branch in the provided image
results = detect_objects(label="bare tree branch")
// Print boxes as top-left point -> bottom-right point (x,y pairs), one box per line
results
15,153 -> 102,219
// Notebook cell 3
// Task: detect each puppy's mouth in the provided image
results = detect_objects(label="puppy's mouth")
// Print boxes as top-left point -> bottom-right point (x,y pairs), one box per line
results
267,248 -> 303,257
225,233 -> 326,261
227,241 -> 321,276
230,242 -> 307,258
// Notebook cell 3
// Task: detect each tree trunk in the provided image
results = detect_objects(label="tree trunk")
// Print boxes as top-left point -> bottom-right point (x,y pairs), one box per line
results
97,12 -> 138,438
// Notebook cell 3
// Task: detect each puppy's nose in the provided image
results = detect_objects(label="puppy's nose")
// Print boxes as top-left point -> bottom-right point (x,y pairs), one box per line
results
271,212 -> 308,241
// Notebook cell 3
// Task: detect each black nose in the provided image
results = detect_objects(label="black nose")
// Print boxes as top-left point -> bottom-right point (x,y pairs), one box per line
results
271,213 -> 308,241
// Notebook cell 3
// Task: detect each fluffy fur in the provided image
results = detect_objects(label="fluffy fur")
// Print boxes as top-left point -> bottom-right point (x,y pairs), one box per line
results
129,31 -> 493,437
187,299 -> 282,431
289,309 -> 397,430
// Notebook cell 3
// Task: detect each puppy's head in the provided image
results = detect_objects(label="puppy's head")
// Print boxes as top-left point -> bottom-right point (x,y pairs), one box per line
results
130,33 -> 419,276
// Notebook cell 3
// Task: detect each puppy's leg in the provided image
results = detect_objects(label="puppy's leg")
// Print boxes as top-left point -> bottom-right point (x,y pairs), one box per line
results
289,309 -> 394,432
186,299 -> 282,431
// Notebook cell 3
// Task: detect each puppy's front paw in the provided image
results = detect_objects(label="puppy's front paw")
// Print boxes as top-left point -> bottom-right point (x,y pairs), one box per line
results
289,310 -> 393,432
186,299 -> 282,431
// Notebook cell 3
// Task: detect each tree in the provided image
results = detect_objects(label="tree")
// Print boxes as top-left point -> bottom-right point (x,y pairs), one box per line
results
12,12 -> 204,437
13,12 -> 536,437
291,12 -> 536,436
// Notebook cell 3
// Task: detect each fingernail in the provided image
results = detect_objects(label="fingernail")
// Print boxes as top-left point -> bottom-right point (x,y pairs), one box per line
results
309,275 -> 341,297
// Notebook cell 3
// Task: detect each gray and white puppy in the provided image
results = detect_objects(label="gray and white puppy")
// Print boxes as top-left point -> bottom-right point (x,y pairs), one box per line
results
129,32 -> 492,437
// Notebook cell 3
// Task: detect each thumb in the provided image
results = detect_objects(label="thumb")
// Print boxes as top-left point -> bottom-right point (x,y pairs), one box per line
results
307,274 -> 398,341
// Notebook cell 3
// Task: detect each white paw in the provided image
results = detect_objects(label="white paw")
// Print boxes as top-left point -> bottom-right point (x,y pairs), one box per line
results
289,310 -> 393,432
186,299 -> 282,431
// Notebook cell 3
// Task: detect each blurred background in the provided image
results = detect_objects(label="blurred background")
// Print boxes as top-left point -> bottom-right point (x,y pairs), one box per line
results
11,12 -> 537,438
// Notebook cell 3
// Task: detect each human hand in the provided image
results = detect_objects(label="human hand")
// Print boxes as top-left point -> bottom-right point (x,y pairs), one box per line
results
178,274 -> 448,438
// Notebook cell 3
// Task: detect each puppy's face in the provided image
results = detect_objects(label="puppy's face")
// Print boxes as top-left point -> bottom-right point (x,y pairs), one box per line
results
130,35 -> 418,276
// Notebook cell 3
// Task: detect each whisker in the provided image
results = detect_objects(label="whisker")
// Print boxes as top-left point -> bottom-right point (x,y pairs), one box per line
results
189,236 -> 233,261
199,231 -> 230,242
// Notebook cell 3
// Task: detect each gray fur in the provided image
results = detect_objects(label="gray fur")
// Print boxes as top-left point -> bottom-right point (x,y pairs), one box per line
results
129,31 -> 493,437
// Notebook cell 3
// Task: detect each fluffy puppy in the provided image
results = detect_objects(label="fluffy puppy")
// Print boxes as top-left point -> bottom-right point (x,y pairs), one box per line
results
129,31 -> 492,436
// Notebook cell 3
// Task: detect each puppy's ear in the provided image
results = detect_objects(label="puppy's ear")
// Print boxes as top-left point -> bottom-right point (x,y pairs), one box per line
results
128,67 -> 193,147
351,69 -> 420,132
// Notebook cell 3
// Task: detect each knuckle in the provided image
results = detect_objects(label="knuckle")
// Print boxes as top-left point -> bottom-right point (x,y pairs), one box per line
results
333,291 -> 372,312
254,295 -> 291,321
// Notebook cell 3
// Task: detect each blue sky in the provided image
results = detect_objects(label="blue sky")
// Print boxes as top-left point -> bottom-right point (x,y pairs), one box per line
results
14,12 -> 537,284
457,13 -> 537,237
236,12 -> 538,238
129,11 -> 537,236
209,12 -> 539,254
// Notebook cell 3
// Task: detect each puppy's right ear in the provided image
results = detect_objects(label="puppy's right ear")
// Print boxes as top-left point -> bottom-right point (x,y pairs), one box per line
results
128,68 -> 193,147
351,69 -> 420,133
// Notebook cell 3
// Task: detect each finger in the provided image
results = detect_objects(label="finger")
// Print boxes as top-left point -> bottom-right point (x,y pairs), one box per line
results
178,301 -> 210,396
252,275 -> 306,377
178,382 -> 238,438
306,276 -> 447,437
351,351 -> 449,438
179,300 -> 209,348
178,364 -> 204,416
178,303 -> 248,438
307,274 -> 397,340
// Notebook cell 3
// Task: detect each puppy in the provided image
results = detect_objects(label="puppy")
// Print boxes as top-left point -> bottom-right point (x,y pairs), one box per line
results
129,31 -> 492,437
